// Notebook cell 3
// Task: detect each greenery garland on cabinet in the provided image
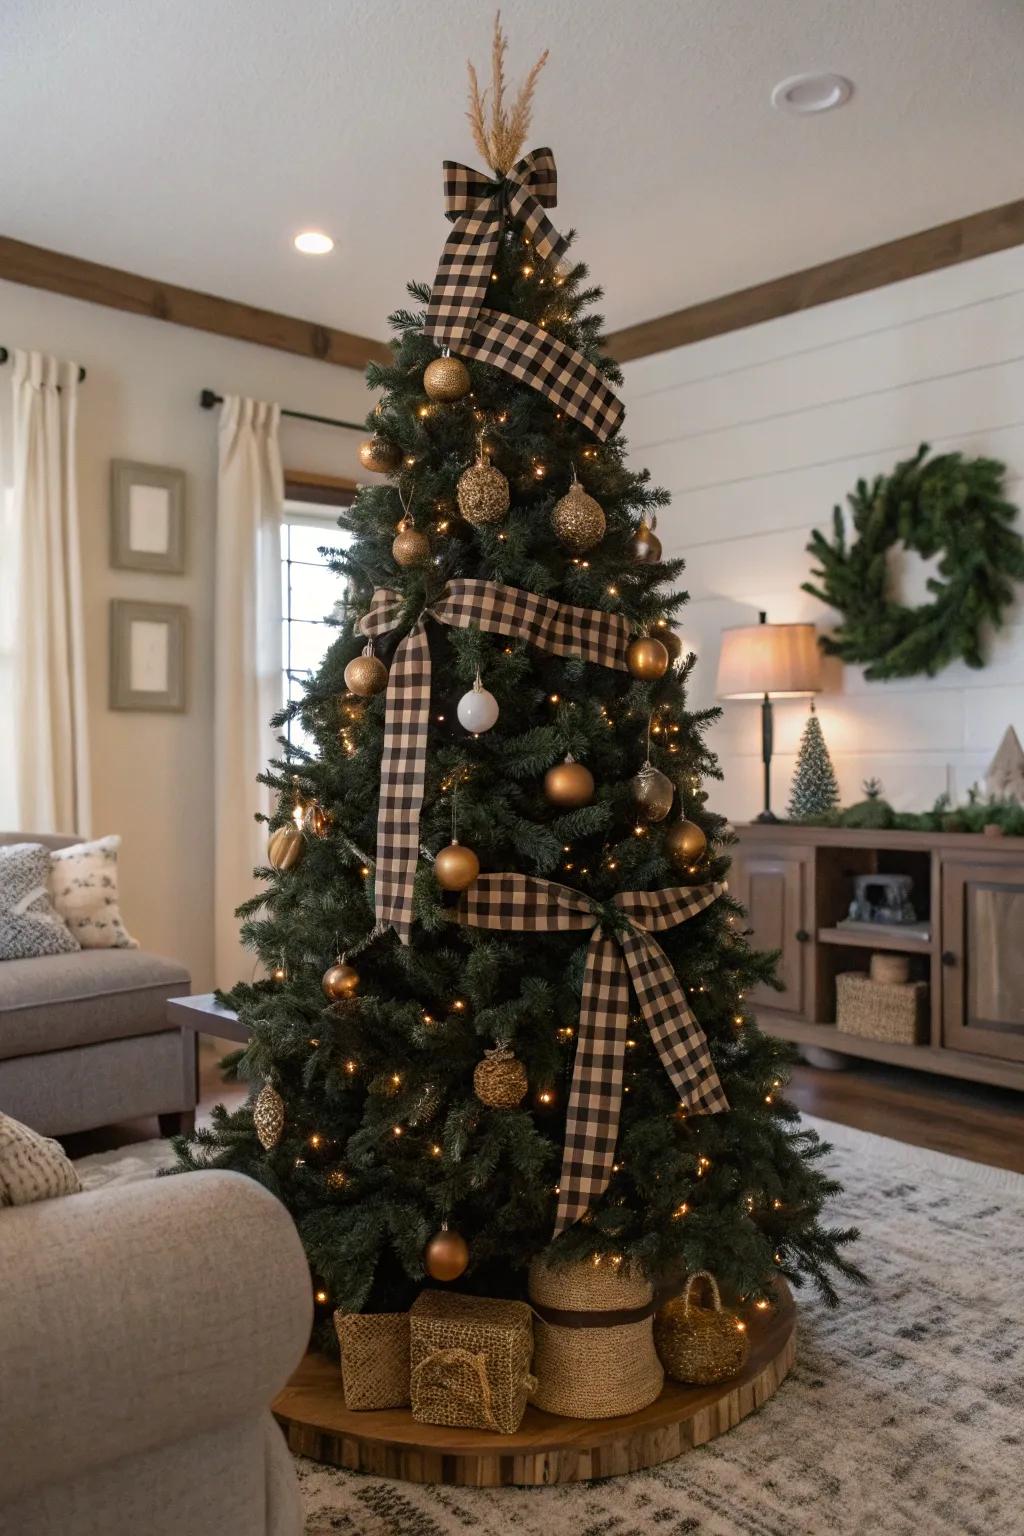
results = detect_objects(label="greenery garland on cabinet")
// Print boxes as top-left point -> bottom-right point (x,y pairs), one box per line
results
803,444 -> 1024,680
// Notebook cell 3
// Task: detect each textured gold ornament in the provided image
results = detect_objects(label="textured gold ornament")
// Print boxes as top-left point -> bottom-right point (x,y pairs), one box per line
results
457,455 -> 510,526
359,434 -> 402,474
628,519 -> 662,564
424,354 -> 471,402
424,1226 -> 470,1282
543,755 -> 595,808
392,517 -> 431,568
630,761 -> 675,822
654,1272 -> 750,1385
627,636 -> 670,680
665,818 -> 708,868
322,960 -> 361,1000
551,480 -> 606,554
434,840 -> 480,892
654,622 -> 683,662
473,1046 -> 528,1109
267,822 -> 304,871
253,1082 -> 285,1149
344,652 -> 388,697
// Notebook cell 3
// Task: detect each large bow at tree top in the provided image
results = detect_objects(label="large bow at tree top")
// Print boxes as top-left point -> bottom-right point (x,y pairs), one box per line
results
454,874 -> 729,1235
358,579 -> 632,944
424,148 -> 625,443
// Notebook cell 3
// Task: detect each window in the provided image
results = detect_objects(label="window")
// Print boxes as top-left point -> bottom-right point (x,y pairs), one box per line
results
280,501 -> 353,740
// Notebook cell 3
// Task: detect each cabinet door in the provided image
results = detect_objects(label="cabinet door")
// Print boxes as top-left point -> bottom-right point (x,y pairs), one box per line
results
732,847 -> 812,1016
941,859 -> 1024,1062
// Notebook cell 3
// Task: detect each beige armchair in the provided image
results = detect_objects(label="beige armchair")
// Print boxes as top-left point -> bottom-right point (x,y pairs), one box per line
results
0,1169 -> 312,1536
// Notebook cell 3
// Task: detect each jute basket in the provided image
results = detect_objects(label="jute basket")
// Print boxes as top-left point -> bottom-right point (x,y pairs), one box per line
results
653,1271 -> 750,1385
836,970 -> 927,1044
528,1257 -> 664,1419
334,1310 -> 410,1410
409,1290 -> 535,1434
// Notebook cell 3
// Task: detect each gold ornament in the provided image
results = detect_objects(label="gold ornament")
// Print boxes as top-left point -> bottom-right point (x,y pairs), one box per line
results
473,1046 -> 528,1109
434,840 -> 480,892
628,518 -> 662,564
268,822 -> 304,871
544,755 -> 595,808
627,636 -> 670,681
665,818 -> 707,868
253,1082 -> 285,1149
654,622 -> 683,662
344,651 -> 388,698
322,959 -> 361,1001
653,1271 -> 750,1385
630,761 -> 675,822
551,479 -> 606,554
303,801 -> 331,838
392,517 -> 431,568
424,354 -> 471,402
424,1225 -> 470,1282
359,434 -> 402,474
457,452 -> 510,526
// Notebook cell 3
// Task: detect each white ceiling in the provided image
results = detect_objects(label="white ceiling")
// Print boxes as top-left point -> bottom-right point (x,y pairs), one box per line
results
3,0 -> 1023,342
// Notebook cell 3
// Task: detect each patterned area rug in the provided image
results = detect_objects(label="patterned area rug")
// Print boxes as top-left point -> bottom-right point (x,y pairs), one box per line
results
75,1118 -> 1024,1536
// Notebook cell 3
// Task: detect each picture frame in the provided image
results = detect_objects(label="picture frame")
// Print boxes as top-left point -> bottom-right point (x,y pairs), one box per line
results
109,599 -> 188,712
110,460 -> 186,573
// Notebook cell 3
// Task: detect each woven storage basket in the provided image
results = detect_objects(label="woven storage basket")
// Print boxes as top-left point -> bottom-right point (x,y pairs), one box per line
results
528,1257 -> 664,1419
836,970 -> 928,1044
653,1271 -> 750,1385
409,1290 -> 535,1434
334,1310 -> 410,1410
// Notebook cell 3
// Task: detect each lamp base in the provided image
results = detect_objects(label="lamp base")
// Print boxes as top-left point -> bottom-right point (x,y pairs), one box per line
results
754,809 -> 781,824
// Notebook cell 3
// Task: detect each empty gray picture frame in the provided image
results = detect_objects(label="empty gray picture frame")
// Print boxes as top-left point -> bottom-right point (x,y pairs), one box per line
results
109,600 -> 188,712
110,460 -> 186,573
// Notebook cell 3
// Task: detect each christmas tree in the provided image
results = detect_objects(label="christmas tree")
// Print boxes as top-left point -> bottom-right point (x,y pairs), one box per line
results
176,20 -> 861,1328
788,706 -> 841,821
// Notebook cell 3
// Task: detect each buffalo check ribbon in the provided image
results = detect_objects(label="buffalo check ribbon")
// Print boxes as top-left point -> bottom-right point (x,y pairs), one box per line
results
358,579 -> 632,944
424,148 -> 625,443
454,874 -> 729,1236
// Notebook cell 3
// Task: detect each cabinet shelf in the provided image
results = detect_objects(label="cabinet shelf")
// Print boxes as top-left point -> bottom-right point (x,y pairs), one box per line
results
817,926 -> 932,955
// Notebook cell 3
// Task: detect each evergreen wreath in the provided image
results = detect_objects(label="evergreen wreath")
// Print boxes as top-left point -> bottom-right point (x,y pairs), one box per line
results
803,443 -> 1024,680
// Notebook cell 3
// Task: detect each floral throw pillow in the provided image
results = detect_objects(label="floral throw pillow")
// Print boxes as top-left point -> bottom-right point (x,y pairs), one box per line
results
0,843 -> 80,961
50,834 -> 139,949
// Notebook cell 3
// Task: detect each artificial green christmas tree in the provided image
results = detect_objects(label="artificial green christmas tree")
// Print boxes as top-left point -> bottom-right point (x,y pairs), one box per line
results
175,20 -> 861,1332
787,706 -> 841,822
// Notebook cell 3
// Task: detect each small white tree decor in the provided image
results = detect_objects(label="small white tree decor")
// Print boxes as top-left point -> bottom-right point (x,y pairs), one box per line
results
788,706 -> 841,821
986,726 -> 1024,805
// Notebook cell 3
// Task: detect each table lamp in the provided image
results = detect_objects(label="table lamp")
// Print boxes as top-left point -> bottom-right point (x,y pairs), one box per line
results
716,612 -> 821,822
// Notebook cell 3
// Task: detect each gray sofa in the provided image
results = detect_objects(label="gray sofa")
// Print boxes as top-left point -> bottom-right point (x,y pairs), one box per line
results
0,833 -> 196,1137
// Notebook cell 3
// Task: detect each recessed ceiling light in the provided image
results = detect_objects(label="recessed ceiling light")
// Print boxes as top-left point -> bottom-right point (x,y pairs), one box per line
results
294,230 -> 335,255
771,73 -> 853,115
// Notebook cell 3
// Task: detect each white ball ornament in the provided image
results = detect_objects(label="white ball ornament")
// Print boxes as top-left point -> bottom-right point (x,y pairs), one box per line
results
457,670 -> 500,734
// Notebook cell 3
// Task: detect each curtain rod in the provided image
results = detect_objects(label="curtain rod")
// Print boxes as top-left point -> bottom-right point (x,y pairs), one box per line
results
199,388 -> 363,433
0,348 -> 87,381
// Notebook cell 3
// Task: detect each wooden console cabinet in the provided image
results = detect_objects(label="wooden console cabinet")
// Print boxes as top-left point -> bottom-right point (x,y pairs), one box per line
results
730,824 -> 1024,1091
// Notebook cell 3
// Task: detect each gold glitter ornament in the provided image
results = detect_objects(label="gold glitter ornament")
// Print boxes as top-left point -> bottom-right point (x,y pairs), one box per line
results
424,353 -> 471,402
628,518 -> 662,564
344,648 -> 388,698
457,449 -> 510,527
392,517 -> 431,568
359,434 -> 403,474
253,1082 -> 285,1149
551,476 -> 606,554
654,1272 -> 750,1385
473,1046 -> 528,1109
630,761 -> 675,822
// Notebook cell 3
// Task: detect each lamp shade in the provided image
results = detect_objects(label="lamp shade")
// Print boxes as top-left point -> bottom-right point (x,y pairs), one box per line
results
717,619 -> 821,699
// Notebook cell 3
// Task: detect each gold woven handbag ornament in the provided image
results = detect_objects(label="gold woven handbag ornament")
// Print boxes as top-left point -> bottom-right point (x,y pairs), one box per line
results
653,1270 -> 750,1385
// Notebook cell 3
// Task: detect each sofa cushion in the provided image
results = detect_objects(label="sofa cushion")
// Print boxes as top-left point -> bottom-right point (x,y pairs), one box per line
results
0,844 -> 80,962
0,950 -> 190,1062
50,834 -> 139,950
0,1111 -> 81,1205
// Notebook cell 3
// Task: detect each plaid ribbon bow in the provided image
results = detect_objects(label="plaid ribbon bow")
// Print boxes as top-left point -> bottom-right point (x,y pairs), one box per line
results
358,579 -> 632,943
424,148 -> 625,443
454,874 -> 729,1235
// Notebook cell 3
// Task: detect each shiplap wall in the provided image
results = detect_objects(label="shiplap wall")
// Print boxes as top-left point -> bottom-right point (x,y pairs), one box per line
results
622,245 -> 1024,822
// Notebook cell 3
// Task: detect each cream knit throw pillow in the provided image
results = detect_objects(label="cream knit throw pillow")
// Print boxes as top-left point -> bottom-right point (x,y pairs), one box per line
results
50,834 -> 138,949
0,1113 -> 81,1206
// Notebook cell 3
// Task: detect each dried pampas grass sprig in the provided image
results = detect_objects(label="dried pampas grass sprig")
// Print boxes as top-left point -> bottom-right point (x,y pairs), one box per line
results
467,10 -> 548,176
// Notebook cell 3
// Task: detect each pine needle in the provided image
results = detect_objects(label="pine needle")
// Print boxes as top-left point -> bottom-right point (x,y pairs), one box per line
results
466,10 -> 549,175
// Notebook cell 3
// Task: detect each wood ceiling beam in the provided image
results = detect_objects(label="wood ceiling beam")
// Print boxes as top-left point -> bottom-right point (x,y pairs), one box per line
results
606,198 -> 1024,363
0,235 -> 390,370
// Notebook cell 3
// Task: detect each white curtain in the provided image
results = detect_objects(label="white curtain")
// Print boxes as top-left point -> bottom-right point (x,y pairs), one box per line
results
214,396 -> 284,988
9,351 -> 91,835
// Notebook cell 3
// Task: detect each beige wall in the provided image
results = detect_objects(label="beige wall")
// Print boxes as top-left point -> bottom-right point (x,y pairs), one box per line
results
0,278 -> 372,989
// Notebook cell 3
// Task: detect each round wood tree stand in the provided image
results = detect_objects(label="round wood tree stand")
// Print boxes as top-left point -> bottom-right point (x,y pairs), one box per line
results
273,1281 -> 795,1486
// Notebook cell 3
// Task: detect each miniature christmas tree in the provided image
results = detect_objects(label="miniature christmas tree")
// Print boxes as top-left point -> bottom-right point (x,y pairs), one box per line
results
787,706 -> 840,821
175,18 -> 861,1328
986,726 -> 1024,804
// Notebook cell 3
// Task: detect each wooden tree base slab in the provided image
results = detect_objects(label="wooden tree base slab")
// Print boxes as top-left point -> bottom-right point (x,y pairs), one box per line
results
273,1281 -> 795,1486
